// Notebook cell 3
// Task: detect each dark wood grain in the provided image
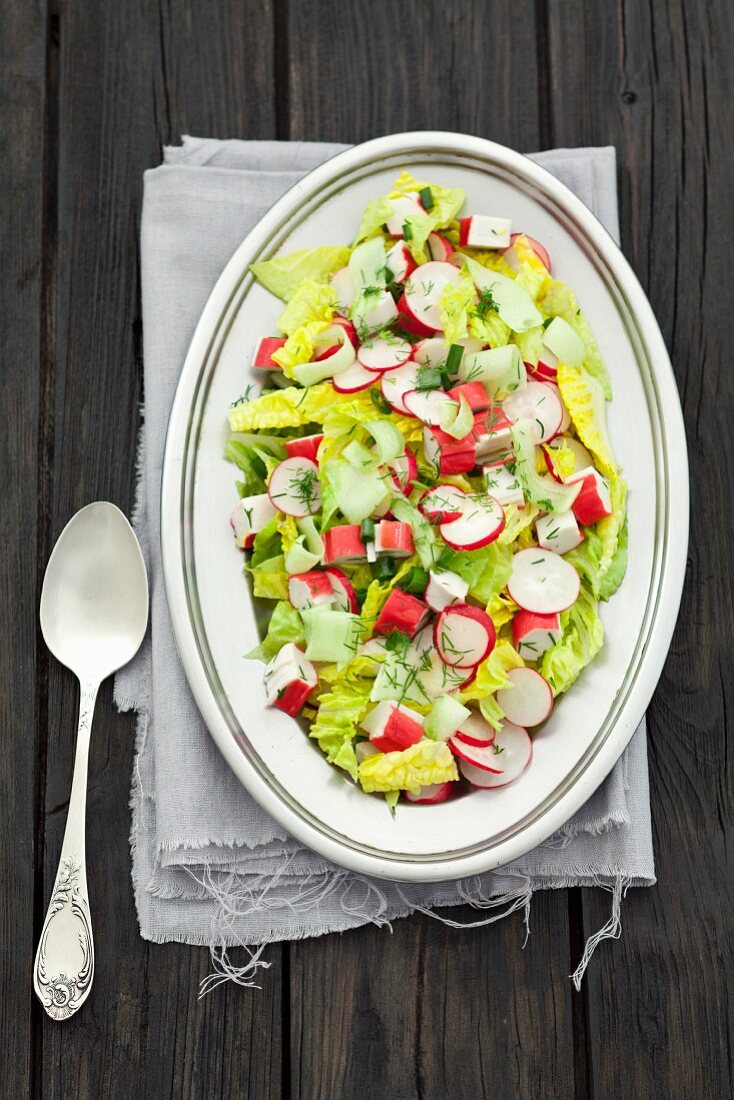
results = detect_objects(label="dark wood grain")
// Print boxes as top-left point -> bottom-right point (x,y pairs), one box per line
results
547,1 -> 734,1097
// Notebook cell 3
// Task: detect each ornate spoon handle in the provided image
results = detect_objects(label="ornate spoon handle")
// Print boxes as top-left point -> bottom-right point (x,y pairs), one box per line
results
34,679 -> 98,1020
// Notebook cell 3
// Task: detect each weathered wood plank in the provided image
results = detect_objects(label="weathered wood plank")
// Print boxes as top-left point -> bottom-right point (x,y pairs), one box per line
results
547,1 -> 734,1096
40,2 -> 281,1097
0,1 -> 47,1096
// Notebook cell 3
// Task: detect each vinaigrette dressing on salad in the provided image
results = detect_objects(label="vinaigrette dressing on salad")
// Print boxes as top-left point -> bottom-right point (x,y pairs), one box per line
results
225,173 -> 628,810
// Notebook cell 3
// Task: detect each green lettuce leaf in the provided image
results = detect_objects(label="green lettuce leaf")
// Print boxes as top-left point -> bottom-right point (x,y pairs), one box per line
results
245,600 -> 304,661
357,739 -> 458,794
457,641 -> 525,729
541,587 -> 604,696
355,197 -> 395,244
250,245 -> 350,301
310,662 -> 376,781
540,278 -> 612,399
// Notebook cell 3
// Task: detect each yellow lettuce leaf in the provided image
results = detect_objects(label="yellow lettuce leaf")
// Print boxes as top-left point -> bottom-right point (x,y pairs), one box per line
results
250,245 -> 350,301
357,740 -> 458,795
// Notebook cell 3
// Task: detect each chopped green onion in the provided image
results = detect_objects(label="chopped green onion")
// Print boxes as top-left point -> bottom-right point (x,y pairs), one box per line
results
419,186 -> 434,212
372,556 -> 394,580
370,389 -> 392,415
402,222 -> 412,241
399,566 -> 429,595
445,344 -> 464,374
542,317 -> 554,330
360,518 -> 376,543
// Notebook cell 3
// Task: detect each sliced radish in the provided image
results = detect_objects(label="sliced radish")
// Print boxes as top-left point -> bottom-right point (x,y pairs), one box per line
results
330,267 -> 354,314
424,569 -> 469,612
285,433 -> 323,463
389,450 -> 418,493
527,359 -> 558,384
385,240 -> 417,283
566,466 -> 613,526
455,711 -> 496,748
423,425 -> 477,476
435,604 -> 496,668
332,359 -> 376,393
359,288 -> 399,333
511,608 -> 562,660
457,720 -> 532,787
447,380 -> 490,412
449,736 -> 503,774
507,548 -> 580,614
357,335 -> 412,373
413,337 -> 449,368
404,262 -> 461,331
287,571 -> 334,611
322,525 -> 366,565
418,484 -> 468,523
374,588 -> 430,638
381,359 -> 419,415
405,781 -> 454,804
406,631 -> 478,699
505,232 -> 552,272
482,463 -> 525,509
544,435 -> 594,482
253,336 -> 287,369
426,233 -> 454,262
267,457 -> 321,517
439,495 -> 505,551
403,387 -> 457,425
502,381 -> 563,443
397,292 -> 436,337
386,193 -> 425,237
546,383 -> 571,435
496,667 -> 554,727
322,567 -> 359,613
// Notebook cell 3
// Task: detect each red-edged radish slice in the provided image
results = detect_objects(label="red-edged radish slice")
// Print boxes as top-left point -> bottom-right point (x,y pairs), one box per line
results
403,388 -> 457,425
449,736 -> 504,774
447,380 -> 490,412
397,292 -> 436,337
285,433 -> 324,463
409,638 -> 478,699
360,288 -> 399,332
375,520 -> 414,558
374,588 -> 429,638
405,781 -> 454,804
287,571 -> 334,611
459,215 -> 512,249
527,360 -> 558,384
330,267 -> 354,314
496,667 -> 553,727
455,711 -> 496,748
253,336 -> 286,369
418,484 -> 468,523
426,233 -> 454,262
511,609 -> 562,660
439,495 -> 505,551
360,700 -> 425,752
566,466 -> 613,526
357,336 -> 412,373
381,359 -> 419,415
423,425 -> 477,476
230,493 -> 277,549
435,604 -> 496,668
506,232 -> 552,272
322,525 -> 366,565
385,240 -> 417,283
536,510 -> 583,555
545,383 -> 571,435
424,569 -> 469,612
404,261 -> 461,330
267,457 -> 321,517
413,337 -> 449,368
508,548 -> 580,614
386,193 -> 425,237
457,720 -> 532,786
323,567 -> 359,613
332,359 -> 376,393
482,463 -> 525,509
502,381 -> 563,443
389,450 -> 418,493
544,436 -> 594,482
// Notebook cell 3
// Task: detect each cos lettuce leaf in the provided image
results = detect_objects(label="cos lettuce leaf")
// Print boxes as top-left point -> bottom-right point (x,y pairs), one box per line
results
250,245 -> 350,301
357,739 -> 458,794
556,363 -> 618,477
245,600 -> 304,661
310,663 -> 377,781
541,587 -> 604,696
540,278 -> 611,399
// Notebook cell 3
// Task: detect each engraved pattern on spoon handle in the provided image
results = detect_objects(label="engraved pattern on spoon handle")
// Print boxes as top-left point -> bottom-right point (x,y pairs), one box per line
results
33,680 -> 98,1021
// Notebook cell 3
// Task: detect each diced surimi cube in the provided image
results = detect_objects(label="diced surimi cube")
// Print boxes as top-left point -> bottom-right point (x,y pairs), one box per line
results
424,570 -> 469,612
374,588 -> 429,637
285,433 -> 323,463
535,511 -> 583,555
565,466 -> 613,526
511,609 -> 562,660
360,700 -> 425,752
423,425 -> 477,476
447,381 -> 490,412
288,571 -> 335,611
385,240 -> 417,284
474,409 -> 514,460
385,193 -> 425,237
459,215 -> 512,249
264,644 -> 317,715
375,521 -> 414,558
230,493 -> 277,549
361,288 -> 399,332
322,525 -> 367,565
252,336 -> 287,369
483,464 -> 525,508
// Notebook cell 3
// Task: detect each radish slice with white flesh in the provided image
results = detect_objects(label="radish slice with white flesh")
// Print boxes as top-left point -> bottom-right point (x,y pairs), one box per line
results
418,484 -> 468,523
403,388 -> 457,425
380,360 -> 419,415
547,383 -> 571,435
457,720 -> 532,787
322,567 -> 359,613
385,240 -> 416,283
330,267 -> 354,314
386,193 -> 424,236
449,736 -> 504,774
507,548 -> 580,614
439,495 -> 505,550
332,359 -> 376,393
426,233 -> 453,262
502,381 -> 563,443
504,233 -> 552,273
405,781 -> 454,805
435,604 -> 496,668
267,457 -> 321,517
496,667 -> 554,727
413,337 -> 448,368
389,451 -> 418,493
404,262 -> 461,331
455,711 -> 496,748
357,336 -> 412,373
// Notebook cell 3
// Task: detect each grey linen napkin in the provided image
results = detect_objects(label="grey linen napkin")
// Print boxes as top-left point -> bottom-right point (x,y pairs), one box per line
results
115,138 -> 654,989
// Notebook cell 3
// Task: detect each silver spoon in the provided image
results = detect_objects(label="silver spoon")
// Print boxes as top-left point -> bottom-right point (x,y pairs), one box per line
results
33,502 -> 148,1021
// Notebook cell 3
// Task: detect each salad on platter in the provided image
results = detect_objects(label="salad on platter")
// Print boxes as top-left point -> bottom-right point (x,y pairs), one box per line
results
225,172 -> 628,811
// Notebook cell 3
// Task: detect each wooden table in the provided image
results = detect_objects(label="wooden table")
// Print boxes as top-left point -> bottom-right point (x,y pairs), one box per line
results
3,2 -> 731,1097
